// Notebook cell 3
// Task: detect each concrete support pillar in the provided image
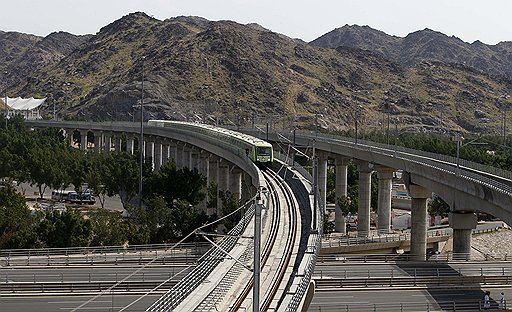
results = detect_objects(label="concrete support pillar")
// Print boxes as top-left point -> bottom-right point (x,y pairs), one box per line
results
113,135 -> 121,152
377,167 -> 394,234
69,131 -> 75,147
103,133 -> 111,152
334,156 -> 350,233
182,146 -> 192,169
449,212 -> 477,260
317,152 -> 329,222
145,140 -> 154,169
408,184 -> 430,261
208,156 -> 219,215
154,141 -> 162,170
126,137 -> 135,154
229,166 -> 242,201
80,132 -> 87,150
198,153 -> 210,214
175,143 -> 184,169
218,160 -> 230,215
137,137 -> 143,156
357,161 -> 373,237
241,172 -> 254,205
169,142 -> 178,168
94,132 -> 101,151
161,142 -> 170,165
191,149 -> 200,170
199,153 -> 210,178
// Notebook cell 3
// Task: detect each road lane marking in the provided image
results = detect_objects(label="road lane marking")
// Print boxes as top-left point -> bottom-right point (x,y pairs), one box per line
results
48,301 -> 111,304
60,307 -> 124,310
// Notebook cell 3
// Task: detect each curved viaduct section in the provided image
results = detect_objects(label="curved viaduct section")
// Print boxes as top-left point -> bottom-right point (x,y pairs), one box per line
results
246,129 -> 512,260
27,120 -> 265,202
26,119 -> 512,258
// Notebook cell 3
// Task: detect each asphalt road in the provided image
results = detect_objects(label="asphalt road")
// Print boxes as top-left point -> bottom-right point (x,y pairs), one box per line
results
0,293 -> 162,312
308,288 -> 511,312
313,261 -> 512,279
310,259 -> 512,311
1,266 -> 192,283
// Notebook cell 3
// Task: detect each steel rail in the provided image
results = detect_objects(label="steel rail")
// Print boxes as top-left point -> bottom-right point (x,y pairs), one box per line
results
228,169 -> 282,311
260,168 -> 298,311
229,167 -> 299,311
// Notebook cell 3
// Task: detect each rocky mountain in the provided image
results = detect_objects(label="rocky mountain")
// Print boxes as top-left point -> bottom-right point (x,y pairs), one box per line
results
2,13 -> 512,135
0,31 -> 91,92
310,25 -> 512,81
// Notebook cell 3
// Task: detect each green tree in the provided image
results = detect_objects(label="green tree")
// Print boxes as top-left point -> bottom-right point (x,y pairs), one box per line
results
428,194 -> 450,217
88,208 -> 131,246
27,138 -> 70,198
337,195 -> 358,216
145,161 -> 207,207
323,213 -> 335,235
123,204 -> 151,244
85,152 -> 112,208
105,152 -> 140,208
206,182 -> 218,213
0,183 -> 33,248
220,190 -> 240,231
37,208 -> 92,248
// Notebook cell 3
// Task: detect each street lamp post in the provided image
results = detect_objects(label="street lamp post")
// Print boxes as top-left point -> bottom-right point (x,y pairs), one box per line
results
454,134 -> 487,176
497,94 -> 510,147
139,56 -> 145,208
502,106 -> 508,147
253,186 -> 266,312
385,104 -> 391,145
354,105 -> 363,144
393,118 -> 400,156
4,71 -> 8,125
455,134 -> 463,173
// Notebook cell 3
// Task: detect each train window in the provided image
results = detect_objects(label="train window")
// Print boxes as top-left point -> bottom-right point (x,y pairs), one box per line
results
257,147 -> 271,156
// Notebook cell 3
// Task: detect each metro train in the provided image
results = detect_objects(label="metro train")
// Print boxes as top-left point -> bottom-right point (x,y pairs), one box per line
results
147,120 -> 274,164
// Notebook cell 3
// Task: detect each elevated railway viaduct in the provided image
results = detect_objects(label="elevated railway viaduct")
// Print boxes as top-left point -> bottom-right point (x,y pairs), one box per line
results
23,120 -> 512,310
27,120 -> 512,260
243,128 -> 512,260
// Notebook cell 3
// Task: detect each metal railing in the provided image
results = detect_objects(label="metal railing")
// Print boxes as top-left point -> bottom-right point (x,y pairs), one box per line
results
323,230 -> 450,247
309,299 -> 507,312
146,200 -> 257,311
2,269 -> 192,285
0,243 -> 207,267
285,157 -> 323,311
0,242 -> 209,258
313,267 -> 512,280
316,252 -> 511,263
314,275 -> 512,288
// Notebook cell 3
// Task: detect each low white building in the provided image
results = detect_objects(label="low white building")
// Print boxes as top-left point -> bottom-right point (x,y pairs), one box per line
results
1,96 -> 46,120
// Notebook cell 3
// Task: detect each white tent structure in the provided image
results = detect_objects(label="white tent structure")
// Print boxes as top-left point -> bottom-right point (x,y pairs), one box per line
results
1,97 -> 45,120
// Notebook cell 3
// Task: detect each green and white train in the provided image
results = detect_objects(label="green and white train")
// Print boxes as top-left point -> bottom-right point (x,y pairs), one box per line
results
147,120 -> 274,164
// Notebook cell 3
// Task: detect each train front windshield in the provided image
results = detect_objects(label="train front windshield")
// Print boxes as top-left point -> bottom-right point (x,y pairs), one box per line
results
257,146 -> 271,156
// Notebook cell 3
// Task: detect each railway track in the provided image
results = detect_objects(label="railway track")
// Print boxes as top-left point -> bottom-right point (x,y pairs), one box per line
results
229,166 -> 301,311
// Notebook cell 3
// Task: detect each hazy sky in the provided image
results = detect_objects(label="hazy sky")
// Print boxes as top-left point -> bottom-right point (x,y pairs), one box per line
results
2,0 -> 511,44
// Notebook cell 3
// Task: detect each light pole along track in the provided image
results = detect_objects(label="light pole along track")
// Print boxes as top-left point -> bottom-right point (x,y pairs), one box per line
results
230,166 -> 300,311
